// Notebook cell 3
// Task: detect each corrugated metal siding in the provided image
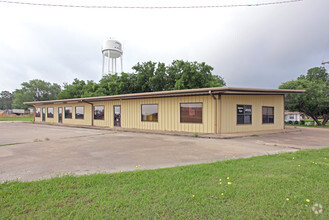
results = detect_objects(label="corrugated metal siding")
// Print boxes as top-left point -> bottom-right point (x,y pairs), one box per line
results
34,106 -> 42,122
35,103 -> 93,125
34,95 -> 215,133
92,101 -> 109,127
45,107 -> 56,123
34,94 -> 284,134
120,96 -> 214,133
220,95 -> 284,133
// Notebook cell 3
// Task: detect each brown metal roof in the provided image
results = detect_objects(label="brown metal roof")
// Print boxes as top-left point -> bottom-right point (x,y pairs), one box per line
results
23,87 -> 305,105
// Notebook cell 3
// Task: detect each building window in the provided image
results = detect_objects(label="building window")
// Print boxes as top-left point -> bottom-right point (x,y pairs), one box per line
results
141,104 -> 158,122
94,105 -> 104,120
180,103 -> 203,123
47,107 -> 54,118
237,105 -> 252,125
289,115 -> 294,120
65,107 -> 72,119
35,108 -> 41,117
263,106 -> 274,124
75,106 -> 84,120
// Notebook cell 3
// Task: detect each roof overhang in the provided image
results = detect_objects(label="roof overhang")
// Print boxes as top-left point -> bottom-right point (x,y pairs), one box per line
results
23,87 -> 305,105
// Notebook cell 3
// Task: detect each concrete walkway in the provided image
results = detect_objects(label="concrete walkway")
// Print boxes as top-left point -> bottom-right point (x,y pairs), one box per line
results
0,122 -> 328,182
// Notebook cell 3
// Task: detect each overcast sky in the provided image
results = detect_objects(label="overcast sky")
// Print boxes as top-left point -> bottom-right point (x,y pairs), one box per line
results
0,0 -> 329,92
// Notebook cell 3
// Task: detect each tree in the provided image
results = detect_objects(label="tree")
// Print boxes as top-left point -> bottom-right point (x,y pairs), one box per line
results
149,62 -> 167,91
57,79 -> 98,99
279,67 -> 329,126
167,60 -> 226,90
13,79 -> 61,109
117,72 -> 138,94
94,72 -> 138,96
58,60 -> 226,98
83,80 -> 100,97
97,74 -> 121,95
133,60 -> 226,91
132,61 -> 167,92
0,91 -> 14,109
212,75 -> 226,88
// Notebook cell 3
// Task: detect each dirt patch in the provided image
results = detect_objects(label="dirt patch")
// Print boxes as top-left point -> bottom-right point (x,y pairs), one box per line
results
0,113 -> 17,117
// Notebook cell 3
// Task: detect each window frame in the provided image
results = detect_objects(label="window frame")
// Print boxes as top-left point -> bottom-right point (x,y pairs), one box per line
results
35,107 -> 41,117
180,102 -> 203,124
64,106 -> 73,119
262,106 -> 274,124
94,105 -> 105,120
75,106 -> 84,120
237,104 -> 252,125
141,104 -> 158,122
47,107 -> 54,118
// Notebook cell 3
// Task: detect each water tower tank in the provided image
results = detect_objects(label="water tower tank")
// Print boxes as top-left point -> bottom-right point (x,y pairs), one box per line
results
102,39 -> 123,58
101,38 -> 123,76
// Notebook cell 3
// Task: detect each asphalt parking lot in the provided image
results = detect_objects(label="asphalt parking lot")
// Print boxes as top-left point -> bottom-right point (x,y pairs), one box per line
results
0,122 -> 328,182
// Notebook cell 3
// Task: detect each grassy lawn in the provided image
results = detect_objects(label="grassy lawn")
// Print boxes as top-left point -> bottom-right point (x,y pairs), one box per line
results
0,115 -> 33,121
286,119 -> 329,129
1,148 -> 328,219
287,124 -> 329,129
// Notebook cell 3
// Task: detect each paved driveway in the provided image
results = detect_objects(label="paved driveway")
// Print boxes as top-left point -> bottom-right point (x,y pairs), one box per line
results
0,122 -> 328,182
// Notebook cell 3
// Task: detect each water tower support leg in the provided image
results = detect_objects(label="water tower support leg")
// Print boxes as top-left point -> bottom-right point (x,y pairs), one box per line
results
108,56 -> 111,75
112,59 -> 114,74
121,56 -> 123,73
115,59 -> 117,73
102,55 -> 105,76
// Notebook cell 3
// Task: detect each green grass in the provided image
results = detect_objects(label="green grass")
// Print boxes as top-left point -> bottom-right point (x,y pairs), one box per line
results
286,118 -> 329,129
1,148 -> 328,219
287,124 -> 329,129
286,119 -> 329,128
0,143 -> 23,147
0,115 -> 33,121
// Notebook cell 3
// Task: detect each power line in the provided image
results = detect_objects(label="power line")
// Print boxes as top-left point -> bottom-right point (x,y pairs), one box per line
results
0,0 -> 304,9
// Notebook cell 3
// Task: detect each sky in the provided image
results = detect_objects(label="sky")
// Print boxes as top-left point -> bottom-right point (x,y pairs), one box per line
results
0,0 -> 329,92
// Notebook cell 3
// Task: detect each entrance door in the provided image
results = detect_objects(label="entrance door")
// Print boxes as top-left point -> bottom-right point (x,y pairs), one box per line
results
42,108 -> 46,122
113,105 -> 121,127
58,107 -> 63,123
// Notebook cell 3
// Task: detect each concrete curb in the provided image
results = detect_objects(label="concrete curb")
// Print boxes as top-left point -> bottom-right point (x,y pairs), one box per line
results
27,121 -> 301,139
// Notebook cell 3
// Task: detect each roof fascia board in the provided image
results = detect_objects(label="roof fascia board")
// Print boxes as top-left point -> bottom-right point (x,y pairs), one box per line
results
24,87 -> 305,105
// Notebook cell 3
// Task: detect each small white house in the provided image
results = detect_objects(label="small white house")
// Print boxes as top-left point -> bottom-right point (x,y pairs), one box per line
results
284,111 -> 301,122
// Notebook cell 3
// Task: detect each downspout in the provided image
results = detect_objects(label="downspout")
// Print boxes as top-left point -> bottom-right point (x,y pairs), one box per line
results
209,91 -> 217,134
283,95 -> 285,130
33,105 -> 36,122
82,100 -> 94,126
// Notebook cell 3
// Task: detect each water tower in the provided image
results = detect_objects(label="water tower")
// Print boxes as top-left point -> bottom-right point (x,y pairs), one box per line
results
102,38 -> 123,76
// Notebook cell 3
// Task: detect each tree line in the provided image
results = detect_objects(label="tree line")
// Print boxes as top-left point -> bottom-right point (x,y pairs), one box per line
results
1,60 -> 225,109
1,61 -> 328,126
57,60 -> 225,99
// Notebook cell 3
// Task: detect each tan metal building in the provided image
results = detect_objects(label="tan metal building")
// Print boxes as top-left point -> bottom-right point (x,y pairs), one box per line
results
24,87 -> 304,134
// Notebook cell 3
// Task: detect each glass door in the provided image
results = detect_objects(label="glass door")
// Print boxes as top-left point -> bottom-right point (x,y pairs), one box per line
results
42,108 -> 46,122
58,107 -> 62,123
113,105 -> 121,127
